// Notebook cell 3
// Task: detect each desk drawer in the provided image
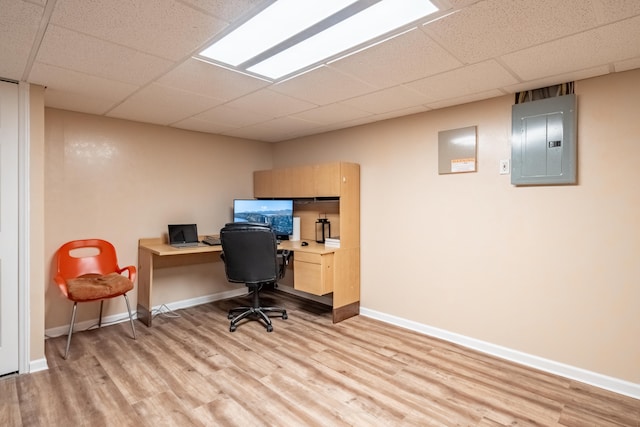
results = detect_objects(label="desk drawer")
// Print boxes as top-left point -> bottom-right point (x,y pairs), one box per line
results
294,252 -> 333,295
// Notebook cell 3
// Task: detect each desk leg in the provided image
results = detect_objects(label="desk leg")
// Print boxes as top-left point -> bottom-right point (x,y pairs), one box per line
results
137,247 -> 154,327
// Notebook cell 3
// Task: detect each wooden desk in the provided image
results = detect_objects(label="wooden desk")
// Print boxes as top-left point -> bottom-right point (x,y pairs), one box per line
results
137,237 -> 347,327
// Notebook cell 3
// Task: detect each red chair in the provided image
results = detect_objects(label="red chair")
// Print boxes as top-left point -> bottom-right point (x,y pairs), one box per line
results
54,239 -> 137,359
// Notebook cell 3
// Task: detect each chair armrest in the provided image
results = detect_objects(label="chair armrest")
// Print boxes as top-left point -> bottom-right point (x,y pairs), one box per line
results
118,265 -> 137,283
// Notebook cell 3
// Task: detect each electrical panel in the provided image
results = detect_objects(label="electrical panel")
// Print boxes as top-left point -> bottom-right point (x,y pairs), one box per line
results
511,94 -> 576,185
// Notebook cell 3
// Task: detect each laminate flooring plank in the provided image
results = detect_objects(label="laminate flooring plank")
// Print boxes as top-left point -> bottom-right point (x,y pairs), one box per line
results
132,390 -> 207,427
15,355 -> 143,427
259,368 -> 356,426
562,382 -> 640,425
0,377 -> 22,426
558,403 -> 631,427
79,333 -> 168,405
197,326 -> 280,378
13,290 -> 639,426
191,394 -> 268,427
211,366 -> 320,425
312,347 -> 483,425
398,362 -> 562,426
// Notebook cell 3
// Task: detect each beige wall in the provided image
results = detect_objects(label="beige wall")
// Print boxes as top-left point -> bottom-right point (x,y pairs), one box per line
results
273,69 -> 640,384
36,70 -> 639,385
43,110 -> 273,329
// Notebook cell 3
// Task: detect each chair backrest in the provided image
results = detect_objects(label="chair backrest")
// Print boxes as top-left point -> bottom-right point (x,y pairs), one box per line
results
55,239 -> 122,280
220,222 -> 279,285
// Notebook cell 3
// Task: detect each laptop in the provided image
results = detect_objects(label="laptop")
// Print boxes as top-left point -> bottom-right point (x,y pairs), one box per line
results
168,224 -> 200,248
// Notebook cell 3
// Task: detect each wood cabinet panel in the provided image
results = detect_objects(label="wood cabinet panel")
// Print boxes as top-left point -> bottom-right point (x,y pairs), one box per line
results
291,165 -> 314,197
253,170 -> 272,198
314,163 -> 341,196
294,252 -> 334,295
271,168 -> 292,198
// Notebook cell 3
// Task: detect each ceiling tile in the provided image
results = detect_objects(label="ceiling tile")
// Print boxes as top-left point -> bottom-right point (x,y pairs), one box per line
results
340,85 -> 434,114
425,89 -> 506,110
501,16 -> 640,81
41,88 -> 122,115
503,66 -> 611,94
106,83 -> 224,125
366,106 -> 430,122
590,0 -> 640,24
406,61 -> 518,101
424,0 -> 599,63
29,62 -> 139,114
330,28 -> 462,87
156,58 -> 269,100
271,66 -> 376,106
0,0 -> 44,80
223,88 -> 317,117
34,25 -> 174,85
615,57 -> 640,73
171,117 -> 237,135
192,104 -> 272,128
222,122 -> 294,143
292,104 -> 372,125
5,0 -> 640,142
177,0 -> 265,22
49,0 -> 227,60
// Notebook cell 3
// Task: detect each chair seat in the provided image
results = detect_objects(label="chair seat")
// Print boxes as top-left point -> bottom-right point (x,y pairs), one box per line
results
66,272 -> 133,302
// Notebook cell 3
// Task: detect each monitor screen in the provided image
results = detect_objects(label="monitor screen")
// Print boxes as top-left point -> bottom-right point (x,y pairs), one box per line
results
233,199 -> 294,240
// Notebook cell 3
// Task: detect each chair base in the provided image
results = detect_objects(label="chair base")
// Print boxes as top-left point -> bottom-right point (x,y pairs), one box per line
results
228,285 -> 287,332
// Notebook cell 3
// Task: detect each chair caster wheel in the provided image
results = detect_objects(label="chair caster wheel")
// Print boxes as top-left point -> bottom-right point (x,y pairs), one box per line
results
227,313 -> 233,319
266,325 -> 273,332
229,325 -> 236,332
282,313 -> 288,320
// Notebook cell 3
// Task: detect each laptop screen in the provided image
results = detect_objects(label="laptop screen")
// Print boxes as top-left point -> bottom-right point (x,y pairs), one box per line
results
168,224 -> 199,245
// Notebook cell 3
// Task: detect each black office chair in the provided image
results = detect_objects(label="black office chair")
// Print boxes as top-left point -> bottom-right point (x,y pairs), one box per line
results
220,222 -> 289,332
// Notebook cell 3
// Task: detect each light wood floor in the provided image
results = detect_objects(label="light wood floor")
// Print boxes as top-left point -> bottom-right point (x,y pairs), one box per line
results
2,291 -> 639,426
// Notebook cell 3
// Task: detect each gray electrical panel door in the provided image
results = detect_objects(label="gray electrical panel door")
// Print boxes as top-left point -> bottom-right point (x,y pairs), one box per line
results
511,94 -> 576,185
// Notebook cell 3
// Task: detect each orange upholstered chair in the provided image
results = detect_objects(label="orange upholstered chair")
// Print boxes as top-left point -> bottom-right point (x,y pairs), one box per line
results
54,239 -> 137,359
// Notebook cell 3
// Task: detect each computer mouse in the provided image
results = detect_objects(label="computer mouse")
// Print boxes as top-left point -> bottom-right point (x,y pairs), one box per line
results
301,241 -> 309,246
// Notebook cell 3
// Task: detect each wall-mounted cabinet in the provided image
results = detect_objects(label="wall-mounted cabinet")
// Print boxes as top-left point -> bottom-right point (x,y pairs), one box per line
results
254,162 -> 345,198
253,161 -> 360,322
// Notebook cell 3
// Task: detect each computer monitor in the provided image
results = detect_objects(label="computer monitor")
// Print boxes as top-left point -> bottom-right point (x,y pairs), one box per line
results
233,199 -> 294,240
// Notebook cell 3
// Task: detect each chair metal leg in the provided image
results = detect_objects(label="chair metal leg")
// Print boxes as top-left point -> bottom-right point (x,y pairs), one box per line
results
123,294 -> 136,340
98,300 -> 104,328
64,302 -> 79,359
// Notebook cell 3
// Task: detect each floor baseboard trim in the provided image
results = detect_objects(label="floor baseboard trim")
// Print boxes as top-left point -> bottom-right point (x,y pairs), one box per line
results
360,307 -> 640,400
44,288 -> 247,339
29,358 -> 48,373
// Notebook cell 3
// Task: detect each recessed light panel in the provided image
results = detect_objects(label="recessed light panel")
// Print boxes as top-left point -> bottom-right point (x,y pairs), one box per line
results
198,0 -> 441,81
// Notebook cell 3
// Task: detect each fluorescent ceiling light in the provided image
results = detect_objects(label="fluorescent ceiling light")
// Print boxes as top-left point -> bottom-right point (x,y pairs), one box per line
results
200,0 -> 358,67
198,0 -> 440,81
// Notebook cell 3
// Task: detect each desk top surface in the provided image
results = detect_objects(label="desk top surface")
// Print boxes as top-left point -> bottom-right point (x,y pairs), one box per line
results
139,236 -> 336,256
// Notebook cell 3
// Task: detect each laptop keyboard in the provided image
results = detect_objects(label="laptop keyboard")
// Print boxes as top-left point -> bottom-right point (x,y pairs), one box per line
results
202,236 -> 221,246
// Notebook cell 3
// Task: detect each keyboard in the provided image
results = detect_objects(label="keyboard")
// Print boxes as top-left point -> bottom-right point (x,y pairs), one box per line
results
202,236 -> 221,246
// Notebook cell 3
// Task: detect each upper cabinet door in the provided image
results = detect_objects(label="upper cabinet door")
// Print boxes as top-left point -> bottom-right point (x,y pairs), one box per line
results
314,163 -> 341,197
254,162 -> 344,198
253,169 -> 272,198
290,165 -> 314,197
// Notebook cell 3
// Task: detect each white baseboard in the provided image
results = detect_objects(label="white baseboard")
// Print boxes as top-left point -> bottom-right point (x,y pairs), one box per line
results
44,288 -> 247,339
29,357 -> 48,373
360,307 -> 640,400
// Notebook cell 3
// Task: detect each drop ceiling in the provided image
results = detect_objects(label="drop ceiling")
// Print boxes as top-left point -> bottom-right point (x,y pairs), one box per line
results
2,0 -> 639,142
